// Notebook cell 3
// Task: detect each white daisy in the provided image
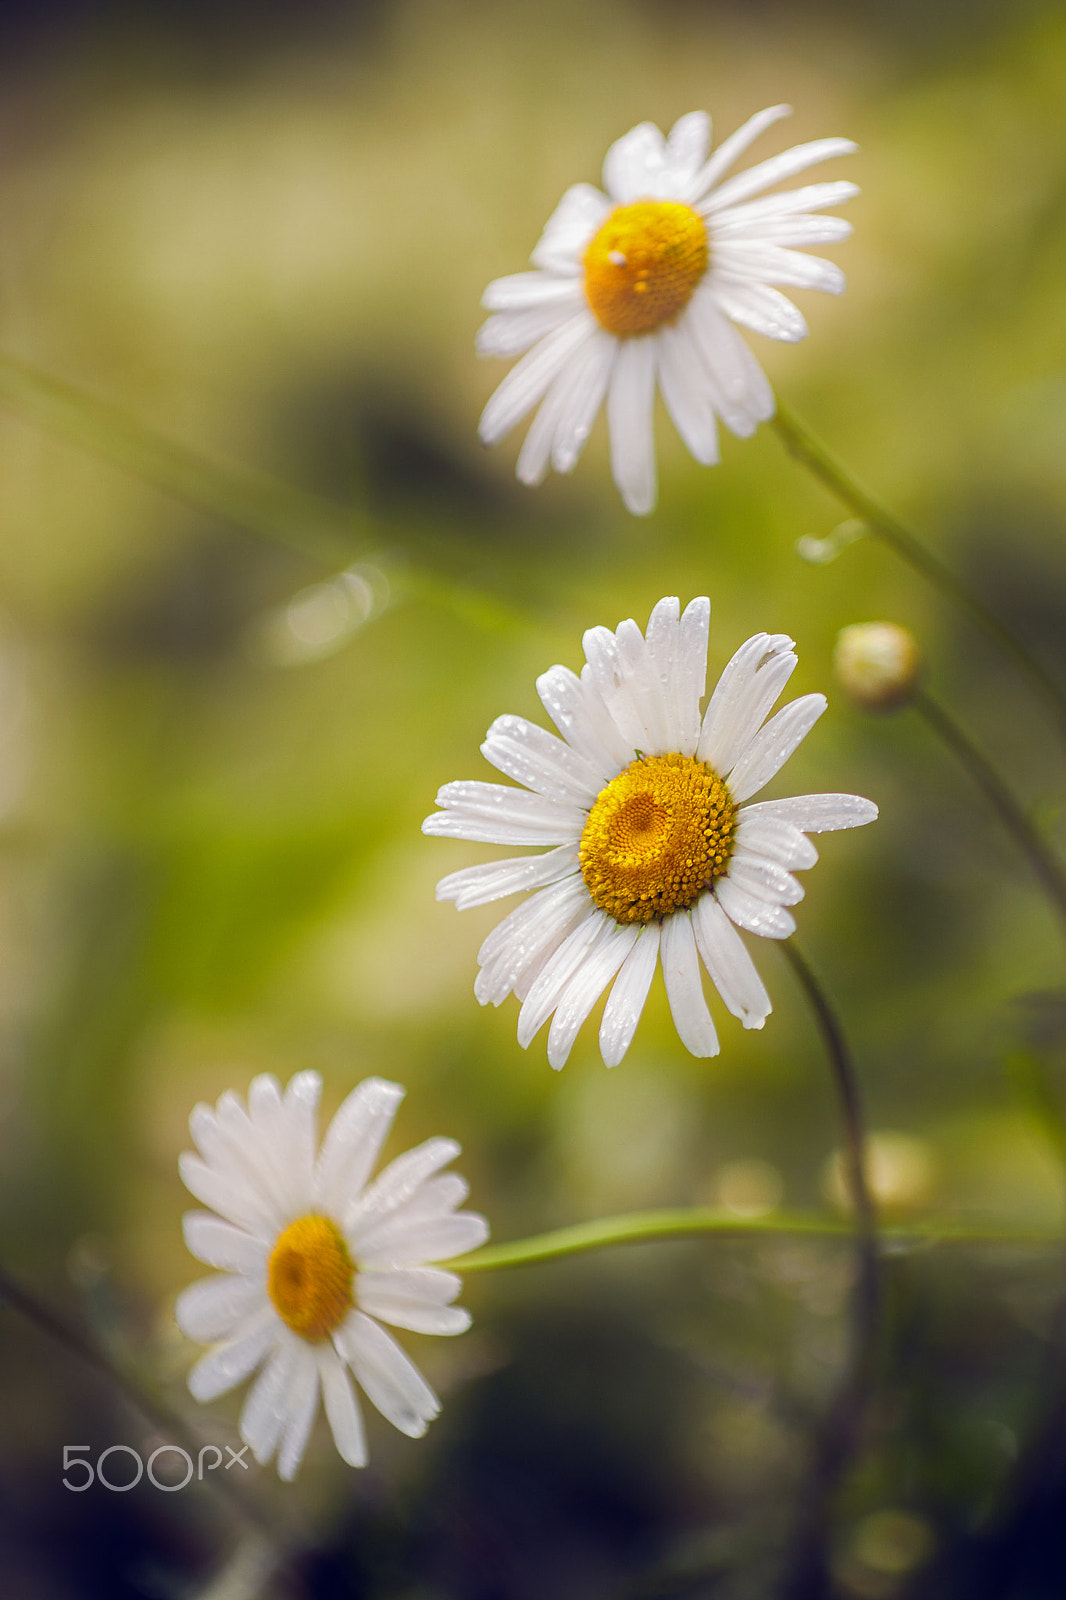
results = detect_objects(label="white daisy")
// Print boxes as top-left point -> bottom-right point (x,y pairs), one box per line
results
424,597 -> 876,1069
174,1072 -> 489,1481
477,105 -> 857,514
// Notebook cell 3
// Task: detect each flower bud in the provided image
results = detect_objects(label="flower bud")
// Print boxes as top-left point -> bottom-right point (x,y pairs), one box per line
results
833,622 -> 922,712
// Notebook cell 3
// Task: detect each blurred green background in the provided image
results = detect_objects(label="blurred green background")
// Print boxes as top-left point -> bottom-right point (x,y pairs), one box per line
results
2,0 -> 1066,1595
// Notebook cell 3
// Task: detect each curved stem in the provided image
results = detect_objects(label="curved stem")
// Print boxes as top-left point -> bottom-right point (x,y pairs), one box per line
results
0,350 -> 527,637
772,403 -> 1066,742
0,351 -> 360,566
902,1063 -> 1066,1600
449,1211 -> 1058,1274
914,689 -> 1066,945
0,1260 -> 272,1535
781,941 -> 879,1600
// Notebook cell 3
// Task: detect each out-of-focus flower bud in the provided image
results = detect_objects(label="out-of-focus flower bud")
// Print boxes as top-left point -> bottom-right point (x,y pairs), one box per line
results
833,622 -> 922,712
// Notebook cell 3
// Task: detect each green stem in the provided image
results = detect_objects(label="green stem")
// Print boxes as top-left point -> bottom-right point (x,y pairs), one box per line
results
449,1210 -> 1060,1274
914,689 -> 1066,944
772,403 -> 1066,742
0,350 -> 529,637
0,351 -> 361,566
0,1260 -> 272,1534
781,942 -> 879,1600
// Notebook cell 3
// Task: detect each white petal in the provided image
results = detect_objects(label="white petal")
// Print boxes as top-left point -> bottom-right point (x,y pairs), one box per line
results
476,299 -> 580,357
702,138 -> 858,214
277,1344 -> 320,1481
714,877 -> 796,939
318,1345 -> 367,1468
337,1312 -> 440,1439
552,330 -> 616,474
740,793 -> 878,833
481,714 -> 604,804
358,1208 -> 489,1268
244,1075 -> 292,1208
531,183 -> 612,274
482,272 -> 588,311
615,616 -> 674,751
357,1267 -> 471,1335
182,1213 -> 268,1274
726,847 -> 804,906
188,1090 -> 252,1166
687,294 -> 776,436
175,1273 -> 266,1344
478,312 -> 598,447
727,694 -> 827,802
686,104 -> 793,202
353,1171 -> 474,1261
697,633 -> 796,773
517,347 -> 593,487
665,111 -> 712,182
607,335 -> 658,515
546,919 -> 639,1070
187,1310 -> 276,1403
435,846 -> 580,911
643,596 -> 683,753
352,1137 -> 461,1236
423,779 -> 586,847
692,894 -> 771,1028
676,597 -> 712,756
733,215 -> 854,247
536,663 -> 632,778
735,813 -> 818,870
247,1071 -> 284,1124
598,922 -> 661,1067
712,280 -> 807,343
516,909 -> 607,1049
582,622 -> 655,754
657,320 -> 720,464
660,912 -> 719,1056
239,1333 -> 302,1466
315,1077 -> 405,1221
280,1071 -> 321,1207
474,876 -> 592,1006
712,179 -> 859,234
713,241 -> 846,294
185,1099 -> 282,1234
603,121 -> 668,203
356,1171 -> 469,1243
179,1154 -> 277,1236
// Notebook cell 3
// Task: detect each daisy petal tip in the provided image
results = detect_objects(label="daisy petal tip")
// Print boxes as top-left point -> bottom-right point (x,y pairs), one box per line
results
623,487 -> 656,517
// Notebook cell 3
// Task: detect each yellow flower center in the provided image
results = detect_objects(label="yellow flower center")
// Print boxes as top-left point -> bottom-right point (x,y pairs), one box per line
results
580,753 -> 736,924
583,201 -> 709,337
267,1214 -> 353,1341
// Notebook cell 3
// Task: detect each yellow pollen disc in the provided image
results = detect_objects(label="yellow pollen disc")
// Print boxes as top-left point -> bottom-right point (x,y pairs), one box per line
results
267,1214 -> 353,1342
583,201 -> 709,337
580,753 -> 736,925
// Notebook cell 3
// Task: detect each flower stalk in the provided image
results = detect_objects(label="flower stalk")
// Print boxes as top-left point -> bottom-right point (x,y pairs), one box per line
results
450,1211 -> 1059,1273
0,1259 -> 273,1533
780,941 -> 879,1600
914,689 -> 1066,944
0,349 -> 525,637
773,402 -> 1066,742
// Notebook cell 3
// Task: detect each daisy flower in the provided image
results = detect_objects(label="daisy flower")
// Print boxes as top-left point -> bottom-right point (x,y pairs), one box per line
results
423,597 -> 876,1069
174,1072 -> 488,1481
477,105 -> 857,514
